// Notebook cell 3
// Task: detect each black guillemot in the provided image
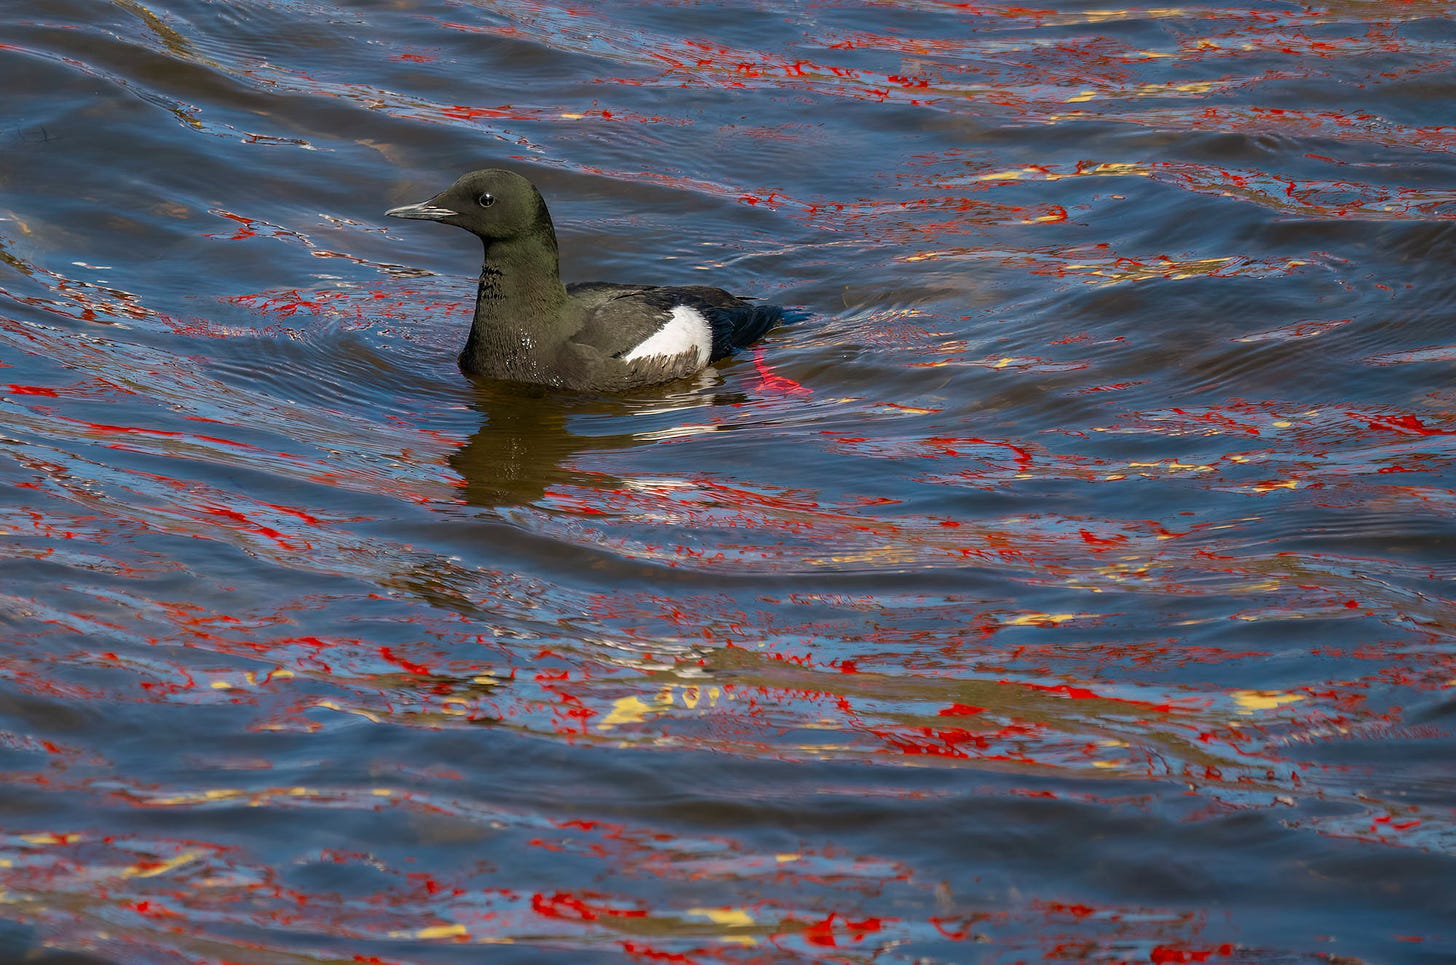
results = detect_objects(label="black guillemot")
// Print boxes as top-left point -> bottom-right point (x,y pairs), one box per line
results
387,169 -> 785,391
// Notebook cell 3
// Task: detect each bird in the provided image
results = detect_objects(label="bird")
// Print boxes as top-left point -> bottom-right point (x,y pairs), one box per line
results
386,168 -> 786,392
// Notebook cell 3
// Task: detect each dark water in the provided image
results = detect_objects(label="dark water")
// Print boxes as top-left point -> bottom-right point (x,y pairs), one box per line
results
3,0 -> 1455,961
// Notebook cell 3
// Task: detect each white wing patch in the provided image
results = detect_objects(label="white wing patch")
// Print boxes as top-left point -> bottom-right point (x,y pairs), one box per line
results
620,305 -> 712,368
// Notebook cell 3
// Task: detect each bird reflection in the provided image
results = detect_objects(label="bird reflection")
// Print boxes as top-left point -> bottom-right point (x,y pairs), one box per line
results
448,374 -> 744,509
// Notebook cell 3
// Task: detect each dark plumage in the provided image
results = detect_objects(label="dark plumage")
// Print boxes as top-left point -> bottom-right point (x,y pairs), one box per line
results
386,169 -> 784,391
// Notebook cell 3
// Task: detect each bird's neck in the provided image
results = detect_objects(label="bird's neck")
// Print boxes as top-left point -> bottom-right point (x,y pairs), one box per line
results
460,232 -> 571,381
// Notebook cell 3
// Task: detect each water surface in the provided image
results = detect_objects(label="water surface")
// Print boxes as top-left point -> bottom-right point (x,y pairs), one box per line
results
2,0 -> 1455,961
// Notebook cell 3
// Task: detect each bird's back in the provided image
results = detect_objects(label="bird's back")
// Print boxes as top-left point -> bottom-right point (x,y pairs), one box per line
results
565,283 -> 782,364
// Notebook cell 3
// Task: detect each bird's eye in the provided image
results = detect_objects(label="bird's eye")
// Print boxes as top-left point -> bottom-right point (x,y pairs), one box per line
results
477,194 -> 496,207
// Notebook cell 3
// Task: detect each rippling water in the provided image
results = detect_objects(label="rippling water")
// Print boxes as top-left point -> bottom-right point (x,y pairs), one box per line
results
3,0 -> 1455,962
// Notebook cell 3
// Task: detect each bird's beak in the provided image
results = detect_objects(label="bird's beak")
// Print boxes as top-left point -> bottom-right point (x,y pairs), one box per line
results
386,199 -> 457,221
